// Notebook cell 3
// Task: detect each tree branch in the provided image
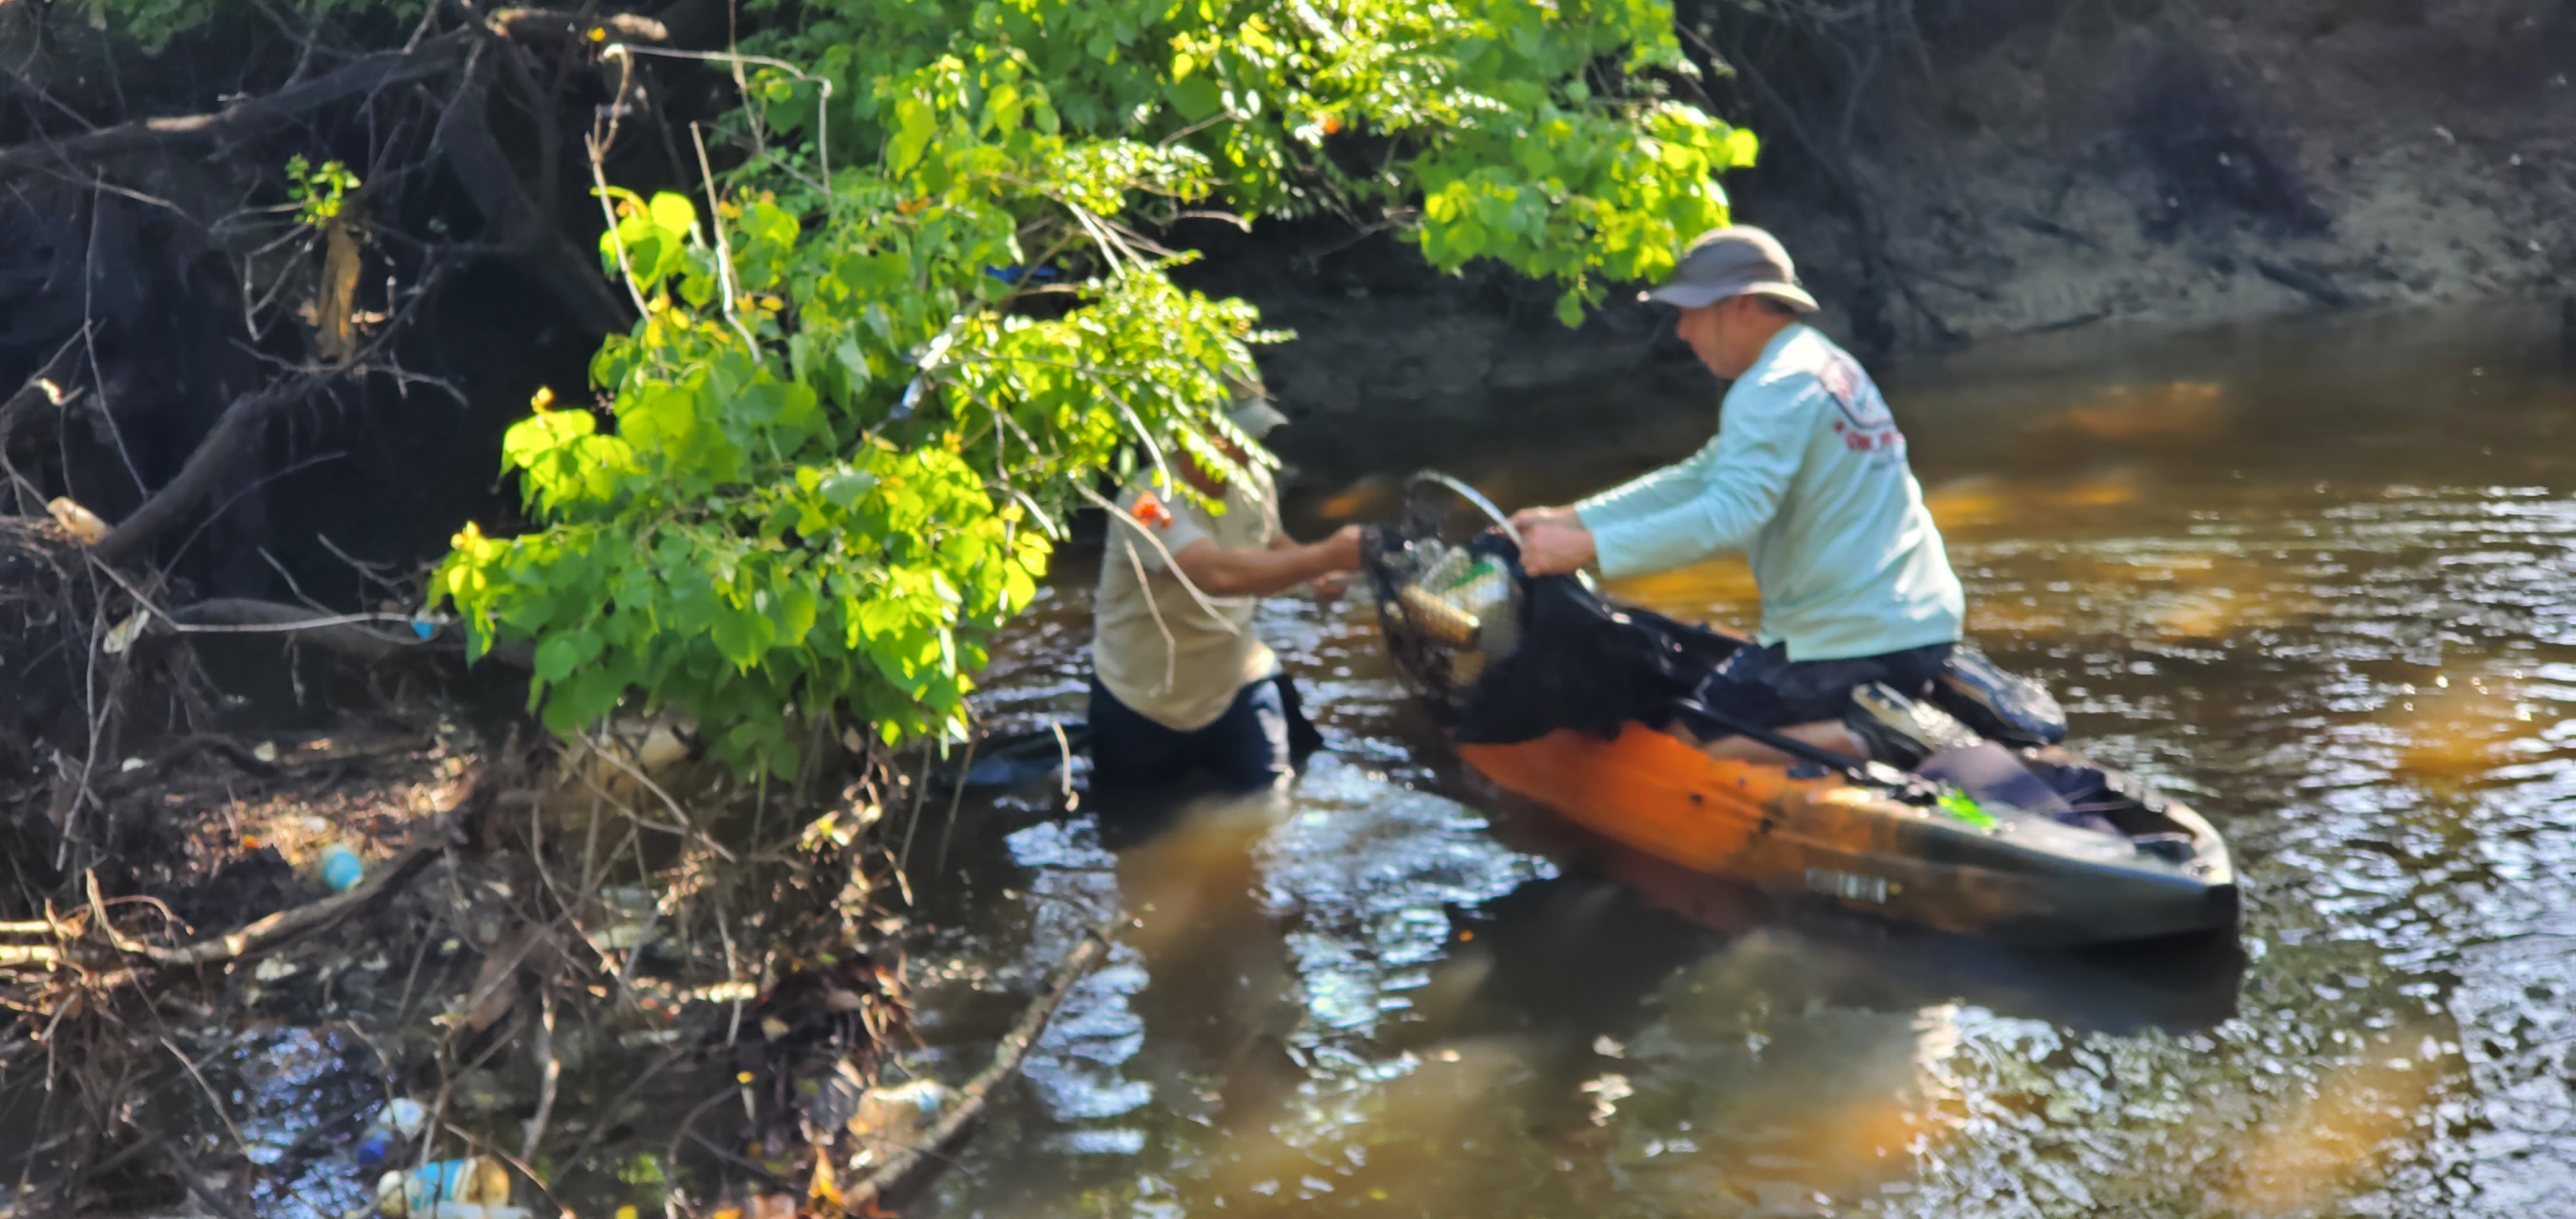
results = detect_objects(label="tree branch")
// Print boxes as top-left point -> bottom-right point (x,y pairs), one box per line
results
434,63 -> 632,334
91,371 -> 344,565
89,778 -> 494,977
167,598 -> 430,663
0,34 -> 472,180
487,8 -> 672,46
845,926 -> 1112,1213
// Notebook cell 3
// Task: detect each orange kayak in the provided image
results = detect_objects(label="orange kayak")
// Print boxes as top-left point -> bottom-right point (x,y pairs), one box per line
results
1366,473 -> 2239,946
1458,724 -> 2237,946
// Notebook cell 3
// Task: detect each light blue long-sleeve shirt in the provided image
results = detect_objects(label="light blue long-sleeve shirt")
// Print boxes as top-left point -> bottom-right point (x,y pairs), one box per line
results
1575,323 -> 1964,661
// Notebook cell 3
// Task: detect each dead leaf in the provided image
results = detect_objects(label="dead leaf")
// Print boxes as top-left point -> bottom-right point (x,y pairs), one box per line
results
314,217 -> 364,361
45,497 -> 107,545
101,609 -> 150,655
808,1153 -> 843,1211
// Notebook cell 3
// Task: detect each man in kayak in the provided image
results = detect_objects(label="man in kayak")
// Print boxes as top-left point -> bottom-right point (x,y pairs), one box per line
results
1090,383 -> 1369,792
1510,226 -> 1964,762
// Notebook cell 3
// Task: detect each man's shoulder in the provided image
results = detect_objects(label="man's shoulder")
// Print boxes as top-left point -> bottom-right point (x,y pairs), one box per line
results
1749,327 -> 1889,425
1724,332 -> 1830,412
1751,325 -> 1847,380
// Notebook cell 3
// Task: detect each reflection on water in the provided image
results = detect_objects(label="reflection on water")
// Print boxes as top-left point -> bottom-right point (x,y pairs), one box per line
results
919,302 -> 2576,1217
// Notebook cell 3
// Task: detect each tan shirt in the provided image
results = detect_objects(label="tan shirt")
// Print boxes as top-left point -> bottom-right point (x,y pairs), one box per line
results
1091,465 -> 1283,731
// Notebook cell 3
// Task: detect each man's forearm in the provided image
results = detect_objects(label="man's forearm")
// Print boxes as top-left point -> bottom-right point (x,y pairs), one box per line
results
1574,442 -> 1715,532
1174,537 -> 1351,597
1588,475 -> 1778,579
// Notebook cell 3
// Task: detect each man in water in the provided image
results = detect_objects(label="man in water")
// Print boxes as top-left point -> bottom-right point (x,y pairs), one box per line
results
1511,227 -> 1963,761
1089,386 -> 1368,791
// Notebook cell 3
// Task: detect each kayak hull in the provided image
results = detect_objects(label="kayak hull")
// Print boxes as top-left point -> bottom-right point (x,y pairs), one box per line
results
1457,724 -> 2238,946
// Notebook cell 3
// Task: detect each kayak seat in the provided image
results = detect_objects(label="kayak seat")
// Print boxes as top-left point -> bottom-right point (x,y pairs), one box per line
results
1933,644 -> 2067,747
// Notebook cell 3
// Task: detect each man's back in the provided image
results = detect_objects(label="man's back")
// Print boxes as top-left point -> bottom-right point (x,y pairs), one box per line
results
1579,323 -> 1963,661
1091,466 -> 1282,732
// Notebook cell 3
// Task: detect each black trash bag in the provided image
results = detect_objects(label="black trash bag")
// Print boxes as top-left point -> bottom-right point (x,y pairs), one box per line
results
1366,528 -> 1741,746
1455,572 -> 1744,744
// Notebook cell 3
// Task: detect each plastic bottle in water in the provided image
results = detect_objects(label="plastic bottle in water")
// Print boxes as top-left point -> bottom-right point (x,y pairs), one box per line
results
352,1098 -> 425,1170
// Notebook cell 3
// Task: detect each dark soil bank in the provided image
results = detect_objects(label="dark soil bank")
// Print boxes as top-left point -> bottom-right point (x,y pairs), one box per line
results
1209,0 -> 2576,473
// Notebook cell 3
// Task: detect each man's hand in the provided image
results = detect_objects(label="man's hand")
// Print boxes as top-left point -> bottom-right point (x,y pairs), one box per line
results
1307,526 -> 1365,604
1322,523 -> 1369,570
1517,521 -> 1598,576
1510,504 -> 1583,534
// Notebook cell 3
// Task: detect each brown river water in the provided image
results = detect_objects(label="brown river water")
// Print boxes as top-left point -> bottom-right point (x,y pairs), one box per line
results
898,302 -> 2576,1219
125,302 -> 2576,1219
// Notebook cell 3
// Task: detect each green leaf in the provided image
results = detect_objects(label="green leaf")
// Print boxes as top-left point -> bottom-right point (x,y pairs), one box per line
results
648,192 -> 698,238
1724,126 -> 1761,169
890,95 -> 935,174
1554,289 -> 1585,328
500,408 -> 594,472
819,468 -> 878,508
834,338 -> 872,388
1166,75 -> 1223,122
533,627 -> 604,684
771,585 -> 819,641
711,606 -> 774,669
1449,218 -> 1488,260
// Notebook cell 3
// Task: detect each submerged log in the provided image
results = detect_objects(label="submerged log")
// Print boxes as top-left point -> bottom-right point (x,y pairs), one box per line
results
845,924 -> 1114,1212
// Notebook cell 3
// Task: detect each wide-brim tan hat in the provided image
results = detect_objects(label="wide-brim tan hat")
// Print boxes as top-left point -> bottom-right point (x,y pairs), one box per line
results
1639,225 -> 1820,314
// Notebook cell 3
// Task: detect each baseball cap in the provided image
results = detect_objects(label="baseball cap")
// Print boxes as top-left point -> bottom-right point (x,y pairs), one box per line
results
1640,226 -> 1820,313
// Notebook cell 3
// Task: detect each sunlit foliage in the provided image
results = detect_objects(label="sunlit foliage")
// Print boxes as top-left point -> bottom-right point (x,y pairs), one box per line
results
427,0 -> 1758,774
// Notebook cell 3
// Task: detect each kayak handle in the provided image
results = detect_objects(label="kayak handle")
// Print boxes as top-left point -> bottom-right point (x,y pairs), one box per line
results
1404,470 -> 1600,591
1408,470 -> 1523,548
1669,696 -> 1931,802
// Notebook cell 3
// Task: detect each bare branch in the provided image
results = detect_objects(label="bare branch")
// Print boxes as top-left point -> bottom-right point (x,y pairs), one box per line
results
436,63 -> 632,334
0,35 -> 472,180
90,371 -> 345,565
844,926 -> 1112,1213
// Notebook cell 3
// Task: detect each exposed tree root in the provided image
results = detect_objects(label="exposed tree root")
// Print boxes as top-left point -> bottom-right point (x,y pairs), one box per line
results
93,369 -> 364,565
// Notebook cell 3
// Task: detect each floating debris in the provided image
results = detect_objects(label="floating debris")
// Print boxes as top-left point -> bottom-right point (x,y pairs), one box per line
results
371,1156 -> 517,1218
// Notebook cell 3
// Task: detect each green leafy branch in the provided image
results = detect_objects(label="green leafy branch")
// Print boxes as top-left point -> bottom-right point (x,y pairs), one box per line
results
437,0 -> 1757,779
285,155 -> 362,227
